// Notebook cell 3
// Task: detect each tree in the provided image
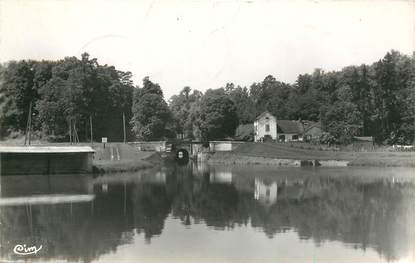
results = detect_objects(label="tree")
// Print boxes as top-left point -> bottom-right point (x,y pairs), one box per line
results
288,72 -> 322,121
131,77 -> 171,140
398,52 -> 415,143
35,53 -> 134,141
372,51 -> 402,143
0,60 -> 36,135
193,88 -> 238,140
169,86 -> 202,139
2,50 -> 414,145
323,102 -> 362,144
249,75 -> 292,119
358,64 -> 373,136
227,85 -> 256,124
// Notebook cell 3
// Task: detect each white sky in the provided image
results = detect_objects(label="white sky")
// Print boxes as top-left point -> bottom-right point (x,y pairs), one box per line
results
0,0 -> 414,99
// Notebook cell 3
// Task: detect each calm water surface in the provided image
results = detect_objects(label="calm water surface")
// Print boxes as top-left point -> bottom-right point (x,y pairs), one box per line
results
1,164 -> 415,263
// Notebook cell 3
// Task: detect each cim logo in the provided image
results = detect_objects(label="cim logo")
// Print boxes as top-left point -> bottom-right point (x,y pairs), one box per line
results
13,244 -> 43,256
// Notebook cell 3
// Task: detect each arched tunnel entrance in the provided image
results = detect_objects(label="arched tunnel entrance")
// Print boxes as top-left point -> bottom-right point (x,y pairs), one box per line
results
175,148 -> 189,164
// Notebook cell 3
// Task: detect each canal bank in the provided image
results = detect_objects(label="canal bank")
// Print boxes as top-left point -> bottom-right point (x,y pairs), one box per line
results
91,143 -> 162,174
208,153 -> 350,167
207,143 -> 415,167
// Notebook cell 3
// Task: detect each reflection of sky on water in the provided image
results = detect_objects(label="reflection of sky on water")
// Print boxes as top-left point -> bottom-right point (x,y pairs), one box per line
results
0,165 -> 414,263
0,194 -> 95,206
97,217 -> 394,263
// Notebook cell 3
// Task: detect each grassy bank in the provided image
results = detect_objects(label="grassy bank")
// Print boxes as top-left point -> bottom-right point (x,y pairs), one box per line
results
208,142 -> 415,167
92,143 -> 161,173
92,159 -> 154,173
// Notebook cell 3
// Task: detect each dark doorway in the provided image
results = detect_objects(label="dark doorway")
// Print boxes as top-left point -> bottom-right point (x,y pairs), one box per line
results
176,149 -> 189,165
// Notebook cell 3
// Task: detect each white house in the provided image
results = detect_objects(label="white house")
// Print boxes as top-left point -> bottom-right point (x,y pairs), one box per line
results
254,111 -> 322,142
254,111 -> 277,142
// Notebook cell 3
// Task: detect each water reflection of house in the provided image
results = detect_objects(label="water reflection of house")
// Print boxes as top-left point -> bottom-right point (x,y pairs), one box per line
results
153,171 -> 166,183
254,178 -> 278,206
193,161 -> 209,176
210,171 -> 233,184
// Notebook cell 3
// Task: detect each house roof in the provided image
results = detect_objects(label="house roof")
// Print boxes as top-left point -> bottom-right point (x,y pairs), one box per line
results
277,120 -> 304,134
303,121 -> 321,132
255,111 -> 274,120
255,112 -> 320,134
0,146 -> 95,153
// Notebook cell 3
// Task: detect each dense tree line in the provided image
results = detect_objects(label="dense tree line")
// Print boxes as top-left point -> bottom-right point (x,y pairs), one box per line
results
169,50 -> 415,144
1,50 -> 414,144
0,53 -> 134,141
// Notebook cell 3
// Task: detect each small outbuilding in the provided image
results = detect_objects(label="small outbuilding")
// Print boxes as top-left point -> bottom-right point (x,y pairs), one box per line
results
350,137 -> 375,151
303,121 -> 323,141
276,120 -> 304,142
0,146 -> 95,175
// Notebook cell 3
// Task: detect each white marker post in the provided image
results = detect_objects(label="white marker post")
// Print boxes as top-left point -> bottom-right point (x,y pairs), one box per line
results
102,137 -> 107,149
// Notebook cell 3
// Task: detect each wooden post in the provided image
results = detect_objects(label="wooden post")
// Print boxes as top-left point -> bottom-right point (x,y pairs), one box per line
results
24,101 -> 32,146
73,119 -> 79,143
85,120 -> 88,143
123,181 -> 127,215
72,120 -> 76,144
123,112 -> 126,143
24,106 -> 28,145
90,116 -> 93,145
28,102 -> 32,145
69,119 -> 72,145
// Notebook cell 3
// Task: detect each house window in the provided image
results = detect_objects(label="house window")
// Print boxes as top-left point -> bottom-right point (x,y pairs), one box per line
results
292,135 -> 299,140
265,124 -> 270,132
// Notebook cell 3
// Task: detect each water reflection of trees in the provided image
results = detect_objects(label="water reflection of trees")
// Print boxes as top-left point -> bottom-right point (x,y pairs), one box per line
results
1,166 -> 414,262
170,166 -> 415,261
250,179 -> 415,262
131,182 -> 172,242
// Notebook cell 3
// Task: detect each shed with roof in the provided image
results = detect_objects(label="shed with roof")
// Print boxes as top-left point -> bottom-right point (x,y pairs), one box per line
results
0,146 -> 95,175
276,120 -> 304,142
